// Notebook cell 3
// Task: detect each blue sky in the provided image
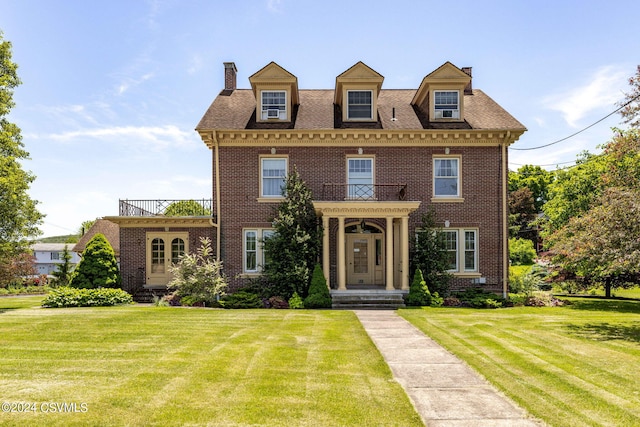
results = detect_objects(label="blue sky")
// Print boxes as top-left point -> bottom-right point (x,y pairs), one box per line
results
2,0 -> 638,237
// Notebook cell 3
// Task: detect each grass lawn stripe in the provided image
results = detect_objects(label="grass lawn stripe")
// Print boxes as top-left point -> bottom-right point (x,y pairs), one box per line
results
0,301 -> 423,426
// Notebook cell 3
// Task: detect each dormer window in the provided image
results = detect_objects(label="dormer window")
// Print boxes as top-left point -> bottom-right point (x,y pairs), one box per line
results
347,90 -> 373,120
434,91 -> 460,119
261,91 -> 287,120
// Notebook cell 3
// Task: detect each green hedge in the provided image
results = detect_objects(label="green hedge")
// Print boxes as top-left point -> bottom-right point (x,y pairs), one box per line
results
42,287 -> 133,308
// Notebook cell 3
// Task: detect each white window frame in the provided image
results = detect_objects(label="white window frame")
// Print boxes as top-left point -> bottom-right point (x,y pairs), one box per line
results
243,228 -> 275,274
433,156 -> 461,198
433,90 -> 460,119
347,156 -> 374,200
347,90 -> 373,120
443,230 -> 459,272
260,157 -> 288,198
261,90 -> 287,120
463,230 -> 477,272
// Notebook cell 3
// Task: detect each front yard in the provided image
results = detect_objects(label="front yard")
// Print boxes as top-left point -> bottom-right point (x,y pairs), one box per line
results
0,297 -> 422,427
401,297 -> 640,427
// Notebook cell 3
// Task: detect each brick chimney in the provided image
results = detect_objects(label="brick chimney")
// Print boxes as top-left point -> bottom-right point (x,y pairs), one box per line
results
223,62 -> 237,92
462,67 -> 472,94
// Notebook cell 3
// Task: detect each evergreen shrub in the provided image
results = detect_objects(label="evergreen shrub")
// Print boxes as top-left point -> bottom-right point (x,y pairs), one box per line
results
303,264 -> 332,308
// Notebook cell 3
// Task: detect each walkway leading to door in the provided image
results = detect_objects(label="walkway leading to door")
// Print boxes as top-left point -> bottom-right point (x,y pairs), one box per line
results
355,310 -> 546,426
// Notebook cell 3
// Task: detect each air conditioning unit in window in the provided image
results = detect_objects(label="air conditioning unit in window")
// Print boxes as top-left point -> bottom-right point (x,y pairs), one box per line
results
435,109 -> 459,119
267,109 -> 280,119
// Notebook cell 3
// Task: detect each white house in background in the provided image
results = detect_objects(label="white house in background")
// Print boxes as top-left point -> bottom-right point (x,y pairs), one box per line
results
31,243 -> 81,276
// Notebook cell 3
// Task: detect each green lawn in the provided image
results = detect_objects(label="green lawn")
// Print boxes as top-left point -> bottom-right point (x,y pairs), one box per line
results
0,297 -> 422,427
400,298 -> 640,427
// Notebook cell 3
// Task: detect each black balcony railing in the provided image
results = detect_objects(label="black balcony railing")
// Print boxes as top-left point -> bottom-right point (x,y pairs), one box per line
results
321,184 -> 407,201
119,199 -> 214,217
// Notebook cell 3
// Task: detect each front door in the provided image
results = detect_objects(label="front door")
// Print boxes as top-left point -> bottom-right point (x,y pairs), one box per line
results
346,233 -> 384,286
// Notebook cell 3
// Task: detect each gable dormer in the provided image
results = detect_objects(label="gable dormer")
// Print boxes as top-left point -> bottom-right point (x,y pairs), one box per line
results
249,62 -> 299,122
335,62 -> 384,122
412,62 -> 471,122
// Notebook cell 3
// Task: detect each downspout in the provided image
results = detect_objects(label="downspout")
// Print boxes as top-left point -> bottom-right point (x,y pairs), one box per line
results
501,131 -> 511,299
214,132 -> 222,260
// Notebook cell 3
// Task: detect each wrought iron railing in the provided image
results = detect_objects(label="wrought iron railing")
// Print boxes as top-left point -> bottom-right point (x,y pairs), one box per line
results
320,184 -> 407,201
118,199 -> 214,217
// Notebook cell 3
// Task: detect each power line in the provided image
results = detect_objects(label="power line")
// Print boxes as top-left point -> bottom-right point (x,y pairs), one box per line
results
510,93 -> 640,151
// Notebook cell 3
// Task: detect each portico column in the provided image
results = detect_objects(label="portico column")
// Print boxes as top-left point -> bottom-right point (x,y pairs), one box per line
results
386,216 -> 394,290
401,215 -> 410,290
337,217 -> 346,290
322,215 -> 330,289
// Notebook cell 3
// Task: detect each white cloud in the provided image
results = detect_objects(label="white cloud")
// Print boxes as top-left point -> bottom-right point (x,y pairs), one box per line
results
267,0 -> 284,13
543,65 -> 628,127
47,125 -> 196,150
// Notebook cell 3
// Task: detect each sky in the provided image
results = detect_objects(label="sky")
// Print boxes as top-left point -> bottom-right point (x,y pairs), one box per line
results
2,0 -> 639,237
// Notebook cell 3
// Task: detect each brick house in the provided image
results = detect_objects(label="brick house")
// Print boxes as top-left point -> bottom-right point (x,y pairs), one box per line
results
108,60 -> 525,299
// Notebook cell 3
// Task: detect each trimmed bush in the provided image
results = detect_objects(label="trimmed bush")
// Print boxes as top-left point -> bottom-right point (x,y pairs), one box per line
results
288,292 -> 304,309
42,287 -> 133,308
70,234 -> 121,289
221,290 -> 262,309
509,237 -> 537,265
303,264 -> 332,308
405,269 -> 432,306
454,288 -> 505,309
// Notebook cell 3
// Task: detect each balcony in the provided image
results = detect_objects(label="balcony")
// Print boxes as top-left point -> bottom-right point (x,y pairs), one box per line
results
320,184 -> 407,201
118,199 -> 214,217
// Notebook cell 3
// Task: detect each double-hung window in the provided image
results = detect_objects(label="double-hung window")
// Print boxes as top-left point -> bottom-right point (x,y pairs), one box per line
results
434,90 -> 459,119
347,90 -> 373,120
433,157 -> 460,198
347,157 -> 374,199
243,229 -> 275,273
261,91 -> 286,120
261,157 -> 287,198
442,229 -> 478,273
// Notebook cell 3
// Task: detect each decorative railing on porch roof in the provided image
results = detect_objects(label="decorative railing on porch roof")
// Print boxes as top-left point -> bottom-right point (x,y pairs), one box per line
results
118,199 -> 214,217
320,184 -> 407,201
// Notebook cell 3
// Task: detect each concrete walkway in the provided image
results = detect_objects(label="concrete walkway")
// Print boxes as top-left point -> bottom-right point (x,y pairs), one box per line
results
355,310 -> 546,427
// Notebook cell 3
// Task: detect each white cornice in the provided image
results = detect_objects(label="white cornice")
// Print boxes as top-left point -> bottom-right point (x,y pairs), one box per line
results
103,216 -> 214,228
199,129 -> 525,149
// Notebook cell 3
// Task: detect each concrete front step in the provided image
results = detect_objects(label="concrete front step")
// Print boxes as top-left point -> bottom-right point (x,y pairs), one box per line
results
331,290 -> 407,309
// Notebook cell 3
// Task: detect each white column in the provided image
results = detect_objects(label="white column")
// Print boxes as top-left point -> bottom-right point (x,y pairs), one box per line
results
386,216 -> 394,290
322,215 -> 330,289
337,217 -> 346,290
401,215 -> 410,290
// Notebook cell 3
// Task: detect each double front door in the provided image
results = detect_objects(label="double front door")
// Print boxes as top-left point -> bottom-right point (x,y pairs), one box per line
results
346,233 -> 384,286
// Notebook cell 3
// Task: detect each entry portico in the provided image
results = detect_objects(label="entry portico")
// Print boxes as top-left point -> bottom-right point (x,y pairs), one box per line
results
314,201 -> 421,291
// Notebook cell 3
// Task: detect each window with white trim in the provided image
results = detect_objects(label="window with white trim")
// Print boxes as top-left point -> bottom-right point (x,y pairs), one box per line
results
243,229 -> 275,273
261,91 -> 286,120
464,230 -> 477,272
443,230 -> 458,271
415,228 -> 478,274
347,157 -> 374,199
434,90 -> 459,119
433,158 -> 460,197
347,90 -> 373,120
261,157 -> 287,198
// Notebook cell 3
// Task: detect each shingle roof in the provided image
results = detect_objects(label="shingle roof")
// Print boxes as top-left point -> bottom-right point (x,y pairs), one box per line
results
196,88 -> 525,132
72,219 -> 120,256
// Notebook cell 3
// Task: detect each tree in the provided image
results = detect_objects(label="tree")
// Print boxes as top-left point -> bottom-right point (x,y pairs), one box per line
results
262,168 -> 322,299
164,200 -> 211,216
405,269 -> 432,306
303,264 -> 332,308
508,165 -> 554,212
541,151 -> 606,235
547,188 -> 640,297
508,187 -> 537,240
0,250 -> 36,287
69,234 -> 121,289
0,31 -> 43,264
618,65 -> 640,128
167,237 -> 227,306
411,209 -> 452,296
51,245 -> 73,287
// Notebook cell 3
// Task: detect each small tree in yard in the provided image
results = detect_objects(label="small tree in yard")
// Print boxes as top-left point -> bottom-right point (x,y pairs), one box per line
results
51,245 -> 73,287
405,269 -> 432,306
303,264 -> 332,308
411,209 -> 452,296
69,234 -> 120,289
167,237 -> 227,306
262,168 -> 321,299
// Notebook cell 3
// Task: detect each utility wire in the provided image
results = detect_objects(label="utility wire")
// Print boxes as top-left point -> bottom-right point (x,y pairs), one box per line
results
510,92 -> 640,151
